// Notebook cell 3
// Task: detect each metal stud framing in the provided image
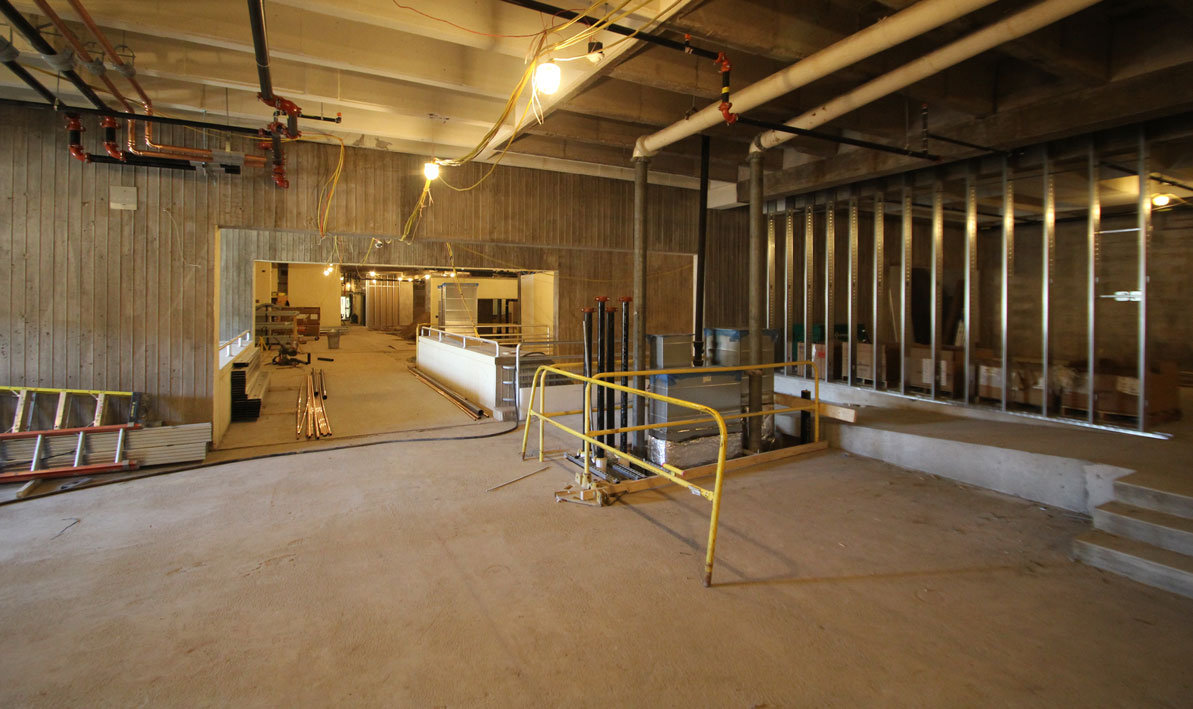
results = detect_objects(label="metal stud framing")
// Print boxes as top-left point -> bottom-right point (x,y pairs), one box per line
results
767,215 -> 777,328
900,179 -> 913,395
1042,148 -> 1055,417
873,191 -> 884,392
1137,128 -> 1151,431
848,192 -> 859,386
1087,142 -> 1100,423
803,206 -> 814,378
930,177 -> 943,399
964,164 -> 978,403
824,199 -> 835,382
1000,158 -> 1014,411
784,212 -> 795,374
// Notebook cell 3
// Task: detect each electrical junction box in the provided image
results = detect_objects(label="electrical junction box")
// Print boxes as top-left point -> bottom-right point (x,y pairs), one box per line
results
109,185 -> 137,210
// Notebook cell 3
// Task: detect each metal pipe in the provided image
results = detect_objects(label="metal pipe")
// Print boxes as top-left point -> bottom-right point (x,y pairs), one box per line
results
930,177 -> 942,398
847,192 -> 858,386
825,200 -> 835,383
693,134 -> 710,367
784,212 -> 795,374
747,152 -> 764,451
31,0 -> 135,114
0,97 -> 260,134
0,0 -> 108,109
581,306 -> 594,434
632,157 -> 649,453
619,297 -> 631,452
736,115 -> 939,160
0,35 -> 61,104
64,0 -> 153,107
635,0 -> 1000,157
964,163 -> 978,403
247,0 -> 275,102
900,177 -> 912,395
873,190 -> 884,391
604,306 -> 615,452
803,207 -> 813,378
751,0 -> 1103,154
594,296 -> 609,461
497,0 -> 719,60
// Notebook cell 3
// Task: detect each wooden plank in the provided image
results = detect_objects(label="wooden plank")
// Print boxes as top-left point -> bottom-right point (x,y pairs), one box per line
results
774,392 -> 858,423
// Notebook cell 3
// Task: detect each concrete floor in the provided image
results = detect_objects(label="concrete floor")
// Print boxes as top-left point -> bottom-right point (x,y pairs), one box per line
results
2,422 -> 1192,704
218,326 -> 473,456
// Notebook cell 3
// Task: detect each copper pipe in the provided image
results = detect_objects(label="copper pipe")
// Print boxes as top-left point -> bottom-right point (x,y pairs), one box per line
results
63,0 -> 151,107
63,0 -> 264,169
31,0 -> 135,114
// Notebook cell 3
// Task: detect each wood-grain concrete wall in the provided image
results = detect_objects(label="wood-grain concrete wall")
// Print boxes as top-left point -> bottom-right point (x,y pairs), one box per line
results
0,105 -> 749,424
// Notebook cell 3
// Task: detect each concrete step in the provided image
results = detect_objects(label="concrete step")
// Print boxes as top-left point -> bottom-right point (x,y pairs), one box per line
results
1114,473 -> 1193,519
1092,501 -> 1193,556
1073,530 -> 1193,600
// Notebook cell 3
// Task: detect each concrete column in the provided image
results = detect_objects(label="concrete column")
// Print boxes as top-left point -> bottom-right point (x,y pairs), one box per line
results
747,152 -> 765,452
632,156 -> 649,453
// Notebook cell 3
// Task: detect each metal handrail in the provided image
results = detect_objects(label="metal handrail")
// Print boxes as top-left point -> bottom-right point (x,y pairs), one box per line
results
521,364 -> 729,587
520,360 -> 822,587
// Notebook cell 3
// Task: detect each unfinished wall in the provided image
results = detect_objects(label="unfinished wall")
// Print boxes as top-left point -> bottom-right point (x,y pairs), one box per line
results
0,105 -> 749,424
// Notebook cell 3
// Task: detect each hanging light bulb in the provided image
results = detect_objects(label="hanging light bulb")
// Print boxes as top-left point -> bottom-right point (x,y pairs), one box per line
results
1152,193 -> 1172,207
534,61 -> 561,95
423,161 -> 440,180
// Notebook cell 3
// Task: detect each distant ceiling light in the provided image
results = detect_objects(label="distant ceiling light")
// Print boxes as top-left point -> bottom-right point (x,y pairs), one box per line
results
368,270 -> 377,277
423,161 -> 440,181
423,274 -> 431,280
1152,193 -> 1172,207
534,61 -> 561,96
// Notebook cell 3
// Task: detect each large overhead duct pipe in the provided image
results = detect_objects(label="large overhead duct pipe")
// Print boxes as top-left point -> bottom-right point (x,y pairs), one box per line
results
0,0 -> 108,109
633,0 -> 1000,158
751,0 -> 1103,154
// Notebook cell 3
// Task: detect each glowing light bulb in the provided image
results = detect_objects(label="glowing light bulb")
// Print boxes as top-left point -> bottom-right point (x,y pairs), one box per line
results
423,162 -> 440,180
423,274 -> 431,280
534,61 -> 561,95
1152,193 -> 1171,207
368,271 -> 377,277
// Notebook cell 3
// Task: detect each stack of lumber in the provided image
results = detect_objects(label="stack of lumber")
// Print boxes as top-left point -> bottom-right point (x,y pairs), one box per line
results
230,348 -> 270,421
0,423 -> 211,472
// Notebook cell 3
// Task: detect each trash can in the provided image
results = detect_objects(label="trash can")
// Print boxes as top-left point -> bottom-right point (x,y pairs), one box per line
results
327,330 -> 341,349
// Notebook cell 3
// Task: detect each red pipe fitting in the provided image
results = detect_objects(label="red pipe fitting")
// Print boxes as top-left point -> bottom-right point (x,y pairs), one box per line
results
65,115 -> 87,162
272,163 -> 289,189
100,116 -> 124,160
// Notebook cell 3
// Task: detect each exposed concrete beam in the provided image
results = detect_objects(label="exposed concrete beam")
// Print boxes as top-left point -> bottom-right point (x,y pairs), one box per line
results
508,134 -> 740,182
11,0 -> 526,98
749,62 -> 1193,200
667,0 -> 863,61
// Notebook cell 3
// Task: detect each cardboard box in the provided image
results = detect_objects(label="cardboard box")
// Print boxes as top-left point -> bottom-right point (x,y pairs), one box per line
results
907,346 -> 963,393
978,361 -> 1004,400
796,342 -> 840,380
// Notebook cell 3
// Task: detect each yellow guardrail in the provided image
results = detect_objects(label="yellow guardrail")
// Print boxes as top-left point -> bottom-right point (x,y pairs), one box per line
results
520,360 -> 820,587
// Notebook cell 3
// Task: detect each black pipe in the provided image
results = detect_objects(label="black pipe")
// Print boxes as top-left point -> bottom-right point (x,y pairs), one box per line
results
581,307 -> 594,442
0,97 -> 263,135
739,115 -> 940,161
926,131 -> 1004,154
604,306 -> 615,452
594,296 -> 609,460
619,297 -> 631,452
693,134 -> 710,367
2,48 -> 60,104
497,0 -> 719,60
246,0 -> 275,102
0,0 -> 108,110
86,153 -> 198,171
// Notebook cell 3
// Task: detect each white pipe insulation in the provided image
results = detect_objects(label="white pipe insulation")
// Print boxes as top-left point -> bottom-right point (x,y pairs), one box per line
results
632,0 -> 1002,158
751,0 -> 1103,153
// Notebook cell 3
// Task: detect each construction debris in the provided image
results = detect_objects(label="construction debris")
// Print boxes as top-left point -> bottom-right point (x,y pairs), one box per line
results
296,369 -> 333,440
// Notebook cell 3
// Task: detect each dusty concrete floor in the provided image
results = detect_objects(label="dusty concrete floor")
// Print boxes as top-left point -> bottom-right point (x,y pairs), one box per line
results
1,423 -> 1192,705
218,326 -> 472,455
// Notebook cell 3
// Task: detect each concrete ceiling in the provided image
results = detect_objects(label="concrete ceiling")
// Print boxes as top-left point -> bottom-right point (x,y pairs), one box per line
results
3,0 -> 1193,199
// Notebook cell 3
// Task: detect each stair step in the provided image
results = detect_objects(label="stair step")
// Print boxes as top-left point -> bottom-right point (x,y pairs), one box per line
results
1093,501 -> 1193,556
1073,530 -> 1193,600
1114,473 -> 1193,519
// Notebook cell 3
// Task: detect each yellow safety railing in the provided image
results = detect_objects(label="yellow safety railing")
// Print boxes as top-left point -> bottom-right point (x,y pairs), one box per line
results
520,360 -> 820,587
